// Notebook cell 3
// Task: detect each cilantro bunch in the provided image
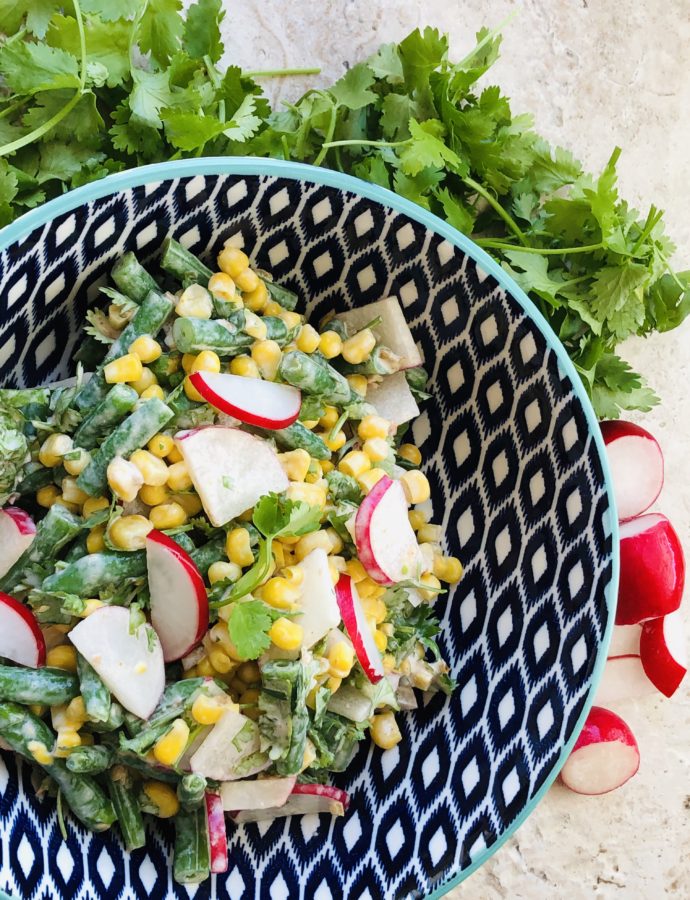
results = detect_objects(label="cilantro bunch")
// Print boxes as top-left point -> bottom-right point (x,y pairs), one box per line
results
0,4 -> 688,417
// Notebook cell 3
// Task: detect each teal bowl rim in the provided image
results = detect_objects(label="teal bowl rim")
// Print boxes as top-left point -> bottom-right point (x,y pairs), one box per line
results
0,157 -> 618,898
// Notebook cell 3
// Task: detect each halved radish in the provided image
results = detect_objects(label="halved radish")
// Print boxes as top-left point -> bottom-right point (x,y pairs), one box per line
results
639,610 -> 687,698
0,592 -> 45,668
335,574 -> 384,683
595,654 -> 656,706
608,624 -> 641,658
190,709 -> 265,781
68,606 -> 165,719
175,426 -> 288,527
600,421 -> 663,521
617,513 -> 685,625
0,508 -> 36,580
229,783 -> 349,823
147,530 -> 208,663
354,475 -> 422,585
337,298 -> 422,370
366,372 -> 420,427
297,548 -> 341,648
219,776 -> 296,811
205,793 -> 228,874
189,372 -> 301,429
560,706 -> 640,795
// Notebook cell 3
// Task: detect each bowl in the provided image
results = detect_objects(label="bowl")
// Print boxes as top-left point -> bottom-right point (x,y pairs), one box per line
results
0,159 -> 617,899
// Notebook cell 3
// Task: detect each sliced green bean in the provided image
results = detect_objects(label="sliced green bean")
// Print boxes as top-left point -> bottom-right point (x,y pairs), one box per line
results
0,665 -> 79,706
15,465 -> 55,497
120,678 -> 205,755
0,504 -> 82,593
42,550 -> 146,596
73,384 -> 139,450
174,806 -> 210,884
66,744 -> 114,774
264,279 -> 299,311
85,701 -> 125,733
77,654 -> 111,723
161,238 -> 213,286
177,773 -> 207,809
115,750 -> 180,784
111,252 -> 159,303
109,765 -> 146,851
190,536 -> 226,578
63,534 -> 89,564
339,344 -> 400,376
273,422 -> 331,460
172,317 -> 252,356
279,351 -> 351,404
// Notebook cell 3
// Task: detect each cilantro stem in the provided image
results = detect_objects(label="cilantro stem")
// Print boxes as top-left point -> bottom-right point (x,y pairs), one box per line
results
314,101 -> 339,166
476,239 -> 605,256
629,205 -> 663,257
329,409 -> 349,442
0,0 -> 87,158
462,177 -> 528,246
0,99 -> 26,122
244,67 -> 321,78
656,247 -> 687,293
56,789 -> 68,841
321,138 -> 407,150
453,10 -> 519,71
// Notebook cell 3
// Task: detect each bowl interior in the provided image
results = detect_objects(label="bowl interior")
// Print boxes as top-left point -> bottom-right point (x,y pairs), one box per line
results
0,162 -> 615,899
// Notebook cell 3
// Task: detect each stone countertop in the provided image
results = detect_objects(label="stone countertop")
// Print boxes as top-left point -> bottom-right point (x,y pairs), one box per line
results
217,2 -> 690,895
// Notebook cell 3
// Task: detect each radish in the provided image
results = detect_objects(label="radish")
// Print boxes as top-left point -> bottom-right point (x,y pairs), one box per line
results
639,610 -> 687,698
296,548 -> 341,648
219,776 -> 296,811
68,606 -> 164,719
0,507 -> 36,579
366,372 -> 420,426
336,297 -> 422,369
189,372 -> 301,429
617,513 -> 685,625
354,475 -> 422,585
560,706 -> 640,795
608,625 -> 641,658
0,592 -> 45,668
596,655 -> 656,705
205,793 -> 228,874
229,783 -> 349,823
600,420 -> 663,521
335,574 -> 384,683
146,530 -> 208,663
175,426 -> 288,527
190,709 -> 267,781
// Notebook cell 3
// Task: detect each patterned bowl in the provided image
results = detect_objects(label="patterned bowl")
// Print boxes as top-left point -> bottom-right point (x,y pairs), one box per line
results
0,159 -> 617,900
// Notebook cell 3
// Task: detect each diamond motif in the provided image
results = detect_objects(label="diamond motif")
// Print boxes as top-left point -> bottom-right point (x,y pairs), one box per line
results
537,701 -> 555,738
226,180 -> 248,205
571,635 -> 588,672
502,766 -> 520,805
356,264 -> 376,291
533,622 -> 550,662
496,606 -> 513,646
354,209 -> 374,236
96,847 -> 115,888
524,398 -> 542,432
422,747 -> 441,788
562,416 -> 578,452
270,187 -> 291,215
480,314 -> 498,345
530,470 -> 546,504
486,380 -> 503,414
461,757 -> 480,795
460,675 -> 478,716
498,689 -> 515,729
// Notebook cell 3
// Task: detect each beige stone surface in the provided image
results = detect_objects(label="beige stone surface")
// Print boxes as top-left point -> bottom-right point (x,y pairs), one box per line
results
216,2 -> 690,895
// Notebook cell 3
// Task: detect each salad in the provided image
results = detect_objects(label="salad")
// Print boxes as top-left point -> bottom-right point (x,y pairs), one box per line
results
0,237 -> 461,883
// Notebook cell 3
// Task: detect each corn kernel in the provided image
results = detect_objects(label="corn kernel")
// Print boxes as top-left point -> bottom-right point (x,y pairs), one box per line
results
181,353 -> 196,374
80,496 -> 108,518
226,527 -> 254,567
322,429 -> 346,452
149,502 -> 187,530
318,330 -> 342,359
130,367 -> 158,396
183,374 -> 203,402
166,461 -> 192,492
82,598 -> 104,617
104,353 -> 143,385
63,448 -> 91,477
170,492 -> 203,517
251,339 -> 282,380
341,328 -> 376,365
269,617 -> 304,651
357,467 -> 387,494
328,641 -> 355,679
190,350 -> 222,375
362,437 -> 390,463
209,648 -> 233,674
278,448 -> 311,482
345,559 -> 367,583
217,246 -> 249,279
208,271 -> 239,303
347,374 -> 368,396
285,481 -> 327,508
143,781 -> 180,818
46,645 -> 77,672
29,704 -> 46,718
65,696 -> 86,725
27,740 -> 54,765
361,595 -> 387,624
107,456 -> 144,502
242,283 -> 269,312
400,469 -> 431,505
370,712 -> 402,750
167,444 -> 183,463
296,324 -> 320,354
398,443 -> 422,466
229,355 -> 259,378
86,525 -> 106,554
129,335 -> 162,364
39,433 -> 73,468
152,718 -> 189,766
196,656 -> 215,677
210,622 -> 243,660
191,693 -> 233,726
176,283 -> 213,319
302,419 -> 319,430
148,433 -> 175,458
325,528 -> 343,554
206,561 -> 240,585
434,555 -> 463,583
109,514 -> 153,551
418,572 -> 442,601
236,268 -> 260,293
54,496 -> 80,514
140,384 -> 165,401
408,509 -> 427,530
36,484 -> 60,508
338,450 -> 371,479
263,577 -> 301,610
294,529 -> 332,561
358,415 -> 390,441
130,449 -> 169,487
243,311 -> 267,341
417,524 -> 443,545
139,483 -> 169,506
318,406 -> 338,430
279,310 -> 302,331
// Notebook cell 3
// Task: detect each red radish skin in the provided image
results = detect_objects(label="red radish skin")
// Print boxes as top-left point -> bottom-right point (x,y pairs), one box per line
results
0,592 -> 45,668
229,783 -> 350,823
600,421 -> 664,521
291,783 -> 350,810
205,793 -> 228,874
354,475 -> 421,585
639,610 -> 687,698
617,513 -> 685,625
0,507 -> 36,579
147,530 -> 208,663
335,574 -> 385,683
189,372 -> 301,429
596,655 -> 656,706
560,706 -> 640,795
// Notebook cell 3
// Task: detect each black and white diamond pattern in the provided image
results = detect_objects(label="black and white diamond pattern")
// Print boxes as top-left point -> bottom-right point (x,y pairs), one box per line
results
0,168 -> 615,899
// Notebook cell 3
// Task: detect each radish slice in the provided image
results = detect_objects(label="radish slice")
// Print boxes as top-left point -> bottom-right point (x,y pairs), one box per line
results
596,655 -> 656,705
296,548 -> 341,648
335,574 -> 384,683
0,592 -> 45,668
0,508 -> 36,580
600,420 -> 663,521
336,298 -> 422,370
354,475 -> 422,585
366,372 -> 420,427
219,776 -> 296,811
205,793 -> 228,874
608,625 -> 641,658
68,606 -> 165,719
560,706 -> 640,795
229,783 -> 349,823
639,610 -> 687,698
617,513 -> 685,625
189,372 -> 301,429
146,530 -> 208,663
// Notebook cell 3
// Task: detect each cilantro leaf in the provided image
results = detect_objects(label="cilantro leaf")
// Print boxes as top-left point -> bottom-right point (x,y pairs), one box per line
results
589,263 -> 649,339
129,70 -> 174,129
399,119 -> 466,177
183,0 -> 225,64
0,38 -> 80,95
0,0 -> 55,38
137,0 -> 184,67
398,27 -> 447,93
161,110 -> 225,150
252,493 -> 321,540
79,0 -> 141,19
330,63 -> 377,110
223,95 -> 262,143
367,43 -> 404,84
47,14 -> 132,88
227,599 -> 280,659
591,353 -> 659,419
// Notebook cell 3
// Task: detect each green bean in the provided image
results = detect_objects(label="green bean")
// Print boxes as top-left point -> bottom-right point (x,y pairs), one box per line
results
0,504 -> 82,593
261,316 -> 289,345
120,678 -> 205,755
211,295 -> 242,319
174,806 -> 210,884
115,750 -> 180,784
405,365 -> 429,393
273,421 -> 331,460
77,654 -> 111,723
323,317 -> 349,340
264,279 -> 299,311
74,290 -> 174,411
190,536 -> 226,578
42,550 -> 146,596
85,700 -> 125,733
22,402 -> 50,440
0,702 -> 116,831
74,335 -> 105,369
177,773 -> 207,809
110,765 -> 146,851
172,533 -> 196,555
63,534 -> 89,564
66,744 -> 114,774
73,384 -> 139,450
279,351 -> 351,404
0,664 -> 79,706
161,238 -> 213,286
149,353 -> 182,387
15,465 -> 55,497
339,344 -> 400,376
111,252 -> 159,303
172,317 -> 252,356
76,398 -> 173,496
